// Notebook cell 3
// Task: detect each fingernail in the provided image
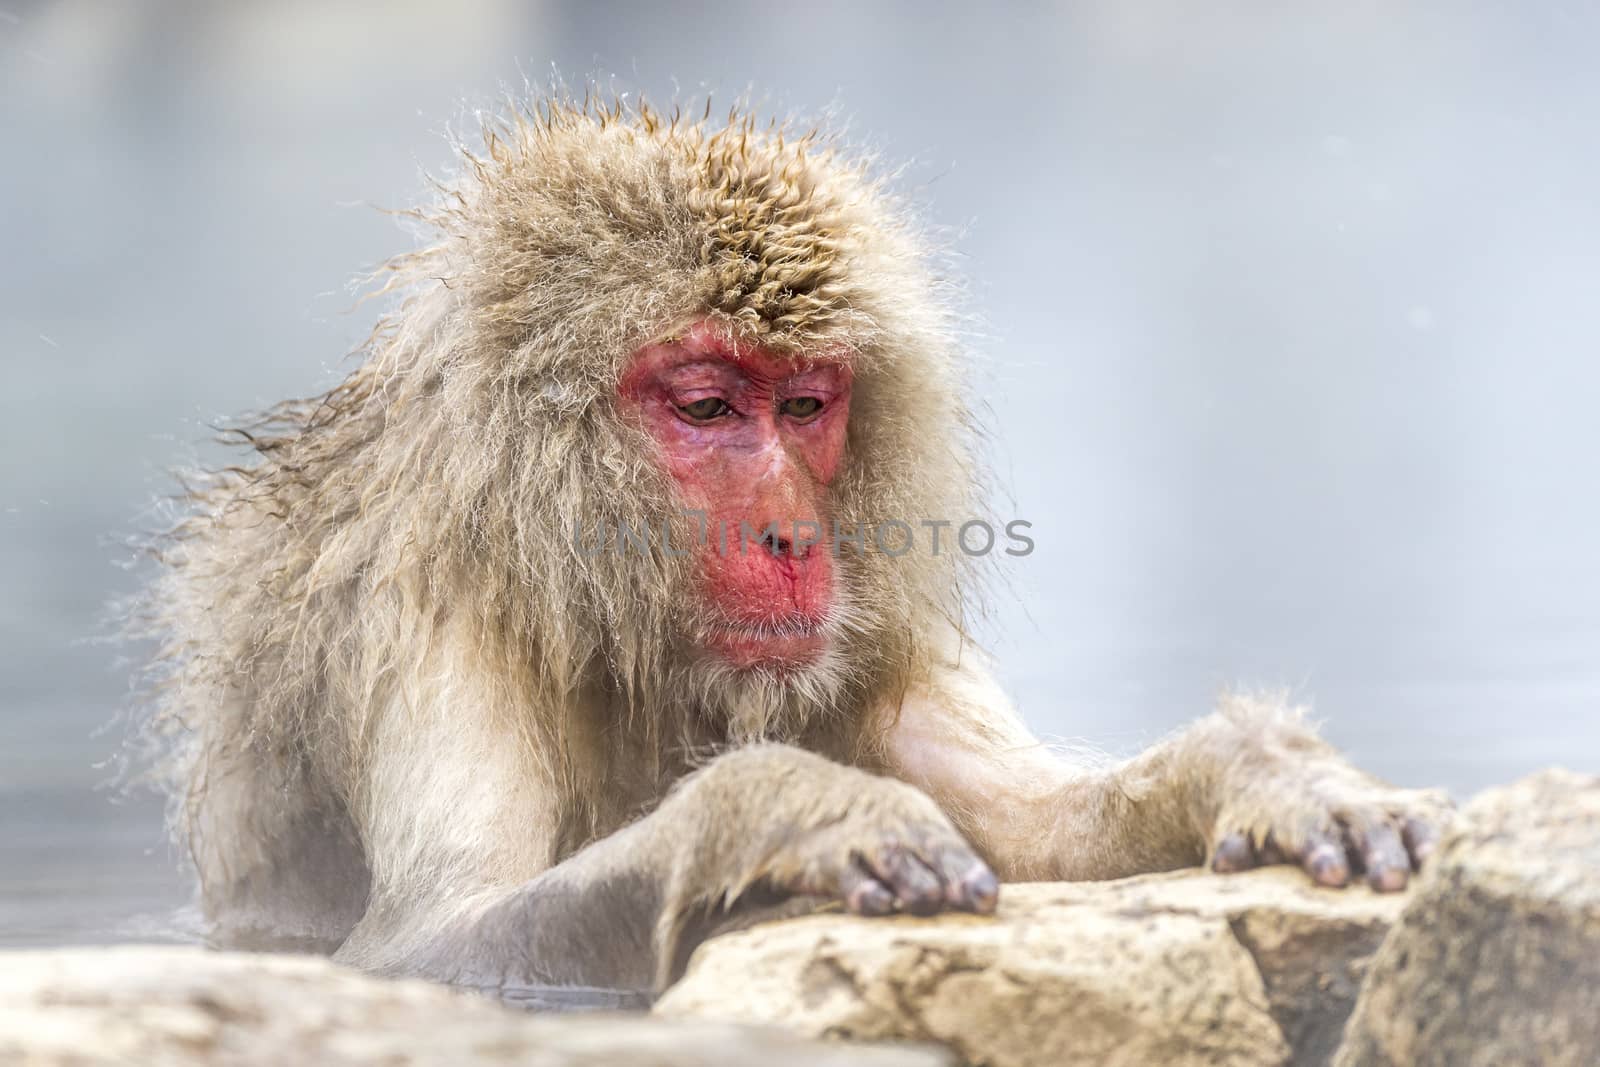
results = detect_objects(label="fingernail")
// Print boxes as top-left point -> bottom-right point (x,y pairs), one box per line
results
850,882 -> 894,916
1369,864 -> 1409,892
962,864 -> 1000,913
1307,844 -> 1349,886
1212,833 -> 1254,873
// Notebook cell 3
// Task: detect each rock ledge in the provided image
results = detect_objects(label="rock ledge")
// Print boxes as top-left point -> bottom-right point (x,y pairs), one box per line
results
0,946 -> 942,1066
5,770 -> 1597,1067
660,869 -> 1403,1067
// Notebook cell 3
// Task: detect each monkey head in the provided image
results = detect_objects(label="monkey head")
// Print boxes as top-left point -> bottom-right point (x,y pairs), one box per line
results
181,98 -> 989,741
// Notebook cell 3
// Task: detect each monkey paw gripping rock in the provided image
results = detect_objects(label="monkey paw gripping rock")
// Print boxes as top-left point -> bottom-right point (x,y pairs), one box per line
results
1335,768 -> 1600,1067
659,769 -> 1600,1067
658,870 -> 1405,1067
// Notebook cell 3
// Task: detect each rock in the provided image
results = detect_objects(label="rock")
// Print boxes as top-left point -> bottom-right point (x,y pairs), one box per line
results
1335,768 -> 1600,1067
17,771 -> 1593,1067
658,869 -> 1405,1067
0,946 -> 947,1066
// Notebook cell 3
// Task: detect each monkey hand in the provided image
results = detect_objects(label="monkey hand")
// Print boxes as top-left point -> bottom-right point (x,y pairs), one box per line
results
778,788 -> 1001,918
672,744 -> 999,919
1198,696 -> 1454,892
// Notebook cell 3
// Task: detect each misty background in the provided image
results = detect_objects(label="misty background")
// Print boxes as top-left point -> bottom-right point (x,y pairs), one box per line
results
3,1 -> 1597,945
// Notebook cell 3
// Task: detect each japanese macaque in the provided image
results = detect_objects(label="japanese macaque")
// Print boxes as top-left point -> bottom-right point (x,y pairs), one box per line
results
136,96 -> 1450,994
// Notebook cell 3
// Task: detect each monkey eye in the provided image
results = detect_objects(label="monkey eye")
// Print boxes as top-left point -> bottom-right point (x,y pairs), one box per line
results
780,396 -> 824,421
676,397 -> 732,422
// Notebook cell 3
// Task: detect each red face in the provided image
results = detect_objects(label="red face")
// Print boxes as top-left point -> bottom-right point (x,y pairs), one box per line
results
618,320 -> 852,670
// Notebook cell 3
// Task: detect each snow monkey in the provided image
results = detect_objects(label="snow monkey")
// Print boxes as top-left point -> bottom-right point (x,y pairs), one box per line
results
137,96 -> 1450,994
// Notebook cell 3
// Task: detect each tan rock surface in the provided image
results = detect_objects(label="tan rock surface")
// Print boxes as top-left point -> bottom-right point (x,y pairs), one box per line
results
19,771 -> 1594,1067
658,869 -> 1406,1067
1335,768 -> 1600,1067
0,946 -> 946,1066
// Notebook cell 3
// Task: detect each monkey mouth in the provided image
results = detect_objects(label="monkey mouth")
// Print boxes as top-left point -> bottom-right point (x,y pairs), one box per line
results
702,615 -> 829,669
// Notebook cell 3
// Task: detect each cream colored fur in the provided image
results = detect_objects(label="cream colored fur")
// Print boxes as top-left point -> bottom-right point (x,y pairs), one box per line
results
130,94 -> 1449,981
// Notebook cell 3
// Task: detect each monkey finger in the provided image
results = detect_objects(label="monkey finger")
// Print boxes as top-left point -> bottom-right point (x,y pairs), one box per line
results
1353,822 -> 1410,892
928,845 -> 1000,914
1211,832 -> 1258,874
961,864 -> 1001,915
1299,834 -> 1351,888
870,844 -> 945,916
1401,816 -> 1439,868
839,859 -> 896,917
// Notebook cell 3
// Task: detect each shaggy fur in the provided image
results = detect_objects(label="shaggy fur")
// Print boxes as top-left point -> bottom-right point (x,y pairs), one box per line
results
138,95 -> 979,952
132,92 -> 1449,985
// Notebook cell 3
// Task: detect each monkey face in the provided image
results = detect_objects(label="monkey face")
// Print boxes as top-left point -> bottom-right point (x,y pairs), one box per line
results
619,319 -> 853,672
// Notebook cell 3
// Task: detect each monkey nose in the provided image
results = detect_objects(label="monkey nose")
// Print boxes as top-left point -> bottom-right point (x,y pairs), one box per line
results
756,519 -> 833,560
758,530 -> 806,559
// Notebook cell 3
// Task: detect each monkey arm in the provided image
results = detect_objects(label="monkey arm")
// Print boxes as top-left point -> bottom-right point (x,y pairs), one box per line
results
393,800 -> 695,994
873,650 -> 1171,882
337,743 -> 996,994
878,651 -> 1451,889
380,746 -> 831,993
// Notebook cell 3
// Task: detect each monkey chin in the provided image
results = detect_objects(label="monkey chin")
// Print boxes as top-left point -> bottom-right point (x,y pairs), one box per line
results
704,627 -> 828,673
695,610 -> 832,675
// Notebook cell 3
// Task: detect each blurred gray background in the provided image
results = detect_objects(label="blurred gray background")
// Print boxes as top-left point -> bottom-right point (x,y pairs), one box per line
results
2,1 -> 1597,945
